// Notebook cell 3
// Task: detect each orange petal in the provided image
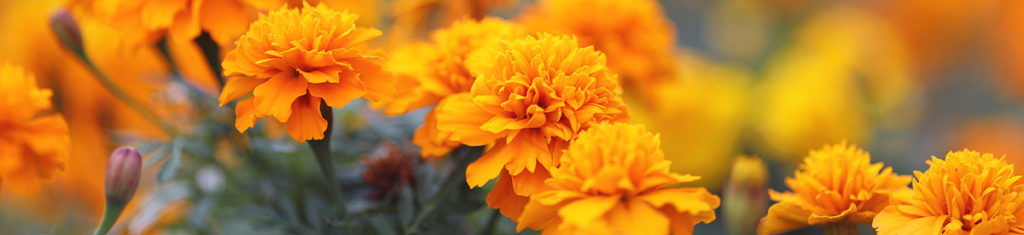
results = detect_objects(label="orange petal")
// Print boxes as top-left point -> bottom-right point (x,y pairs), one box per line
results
350,59 -> 394,102
308,73 -> 366,108
284,95 -> 328,142
235,97 -> 258,132
558,196 -> 619,227
435,94 -> 505,145
515,193 -> 565,232
412,110 -> 459,158
199,0 -> 252,45
466,141 -> 512,188
510,166 -> 551,196
607,199 -> 669,235
253,73 -> 308,122
638,188 -> 720,217
219,77 -> 264,106
487,170 -> 530,221
757,200 -> 813,234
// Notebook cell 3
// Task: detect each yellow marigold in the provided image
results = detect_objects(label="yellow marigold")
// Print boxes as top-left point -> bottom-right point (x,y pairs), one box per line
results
519,0 -> 676,90
433,33 -> 628,218
219,3 -> 394,142
873,150 -> 1024,234
0,64 -> 70,194
757,142 -> 911,234
516,123 -> 719,234
381,17 -> 526,158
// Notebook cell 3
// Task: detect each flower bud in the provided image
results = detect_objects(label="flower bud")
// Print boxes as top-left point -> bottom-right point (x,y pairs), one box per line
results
723,155 -> 769,235
49,8 -> 85,56
105,147 -> 142,204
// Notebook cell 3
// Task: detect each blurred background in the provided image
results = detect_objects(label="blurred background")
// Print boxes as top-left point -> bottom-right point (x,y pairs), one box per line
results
1,0 -> 1022,234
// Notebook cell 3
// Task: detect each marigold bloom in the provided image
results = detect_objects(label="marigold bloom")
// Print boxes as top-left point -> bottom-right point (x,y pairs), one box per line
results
519,0 -> 676,90
516,123 -> 719,234
433,33 -> 628,217
220,3 -> 394,142
0,64 -> 70,194
381,17 -> 525,158
757,142 -> 911,234
873,150 -> 1024,234
67,0 -> 258,45
361,143 -> 417,200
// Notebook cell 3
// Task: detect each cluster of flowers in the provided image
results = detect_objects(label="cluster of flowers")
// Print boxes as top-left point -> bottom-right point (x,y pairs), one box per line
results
1,0 -> 1021,234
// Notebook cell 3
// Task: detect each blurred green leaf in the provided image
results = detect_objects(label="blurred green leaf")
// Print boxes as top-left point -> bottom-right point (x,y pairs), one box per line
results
397,186 -> 415,227
157,138 -> 183,182
369,215 -> 398,235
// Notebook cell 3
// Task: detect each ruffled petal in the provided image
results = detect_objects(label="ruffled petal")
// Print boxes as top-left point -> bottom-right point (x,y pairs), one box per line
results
253,73 -> 308,122
284,95 -> 328,141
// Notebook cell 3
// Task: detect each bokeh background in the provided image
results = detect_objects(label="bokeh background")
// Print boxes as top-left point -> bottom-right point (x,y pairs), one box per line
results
1,0 -> 1022,234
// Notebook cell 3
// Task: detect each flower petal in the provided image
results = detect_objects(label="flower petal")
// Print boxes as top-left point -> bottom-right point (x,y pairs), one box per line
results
466,141 -> 512,188
253,73 -> 308,122
219,76 -> 264,105
307,73 -> 366,108
284,95 -> 328,142
557,196 -> 619,227
435,93 -> 506,145
234,97 -> 259,132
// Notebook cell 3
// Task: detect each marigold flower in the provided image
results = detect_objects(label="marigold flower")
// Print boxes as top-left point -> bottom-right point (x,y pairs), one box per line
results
432,33 -> 628,218
381,17 -> 525,158
516,123 -> 719,234
872,150 -> 1024,234
519,0 -> 676,90
757,142 -> 911,234
0,64 -> 70,194
219,3 -> 394,142
67,0 -> 259,45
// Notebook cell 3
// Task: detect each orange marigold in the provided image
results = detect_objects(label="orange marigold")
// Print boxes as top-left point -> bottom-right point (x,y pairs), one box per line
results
381,17 -> 526,158
67,0 -> 259,45
0,64 -> 70,194
519,0 -> 676,90
873,150 -> 1024,234
757,142 -> 911,234
516,123 -> 719,234
219,3 -> 394,142
432,33 -> 628,218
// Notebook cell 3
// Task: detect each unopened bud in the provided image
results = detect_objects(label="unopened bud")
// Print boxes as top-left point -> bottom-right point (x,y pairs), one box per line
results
105,147 -> 142,204
724,155 -> 769,235
49,8 -> 85,56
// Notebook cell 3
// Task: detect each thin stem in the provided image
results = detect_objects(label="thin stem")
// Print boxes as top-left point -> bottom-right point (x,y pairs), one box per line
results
403,145 -> 484,235
77,52 -> 179,136
307,101 -> 348,214
93,199 -> 127,235
823,223 -> 858,235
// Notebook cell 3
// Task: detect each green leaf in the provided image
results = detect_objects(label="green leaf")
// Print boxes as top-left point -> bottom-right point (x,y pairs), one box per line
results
143,146 -> 169,168
368,215 -> 398,235
157,138 -> 183,182
397,186 -> 415,227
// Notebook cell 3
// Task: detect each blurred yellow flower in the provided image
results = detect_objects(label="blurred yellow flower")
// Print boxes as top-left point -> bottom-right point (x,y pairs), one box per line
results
516,123 -> 720,234
757,142 -> 910,234
873,150 -> 1024,234
220,3 -> 394,142
433,33 -> 628,218
753,8 -> 920,161
0,64 -> 70,194
387,0 -> 515,45
519,0 -> 676,91
381,17 -> 525,158
629,51 -> 749,190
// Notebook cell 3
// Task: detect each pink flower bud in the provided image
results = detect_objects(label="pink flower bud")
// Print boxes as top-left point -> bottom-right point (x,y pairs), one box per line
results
105,147 -> 141,204
49,8 -> 84,56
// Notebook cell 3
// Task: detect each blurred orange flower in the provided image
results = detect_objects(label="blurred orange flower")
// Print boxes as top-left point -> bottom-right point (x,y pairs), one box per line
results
67,0 -> 259,46
381,17 -> 525,158
519,0 -> 676,91
433,33 -> 628,218
516,123 -> 719,234
873,150 -> 1024,234
0,64 -> 70,194
757,142 -> 910,234
220,3 -> 394,142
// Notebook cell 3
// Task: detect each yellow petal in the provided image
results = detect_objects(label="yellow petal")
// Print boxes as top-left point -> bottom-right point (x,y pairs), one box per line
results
757,200 -> 813,234
638,188 -> 720,216
557,196 -> 619,227
351,59 -> 394,102
487,170 -> 530,221
607,199 -> 670,235
307,73 -> 366,108
412,110 -> 460,158
435,94 -> 506,145
234,97 -> 258,132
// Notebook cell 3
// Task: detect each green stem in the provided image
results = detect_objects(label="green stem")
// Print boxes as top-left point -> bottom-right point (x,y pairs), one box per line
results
477,209 -> 501,235
76,51 -> 179,136
93,199 -> 127,235
403,145 -> 484,235
307,101 -> 347,214
193,32 -> 225,88
823,223 -> 858,235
